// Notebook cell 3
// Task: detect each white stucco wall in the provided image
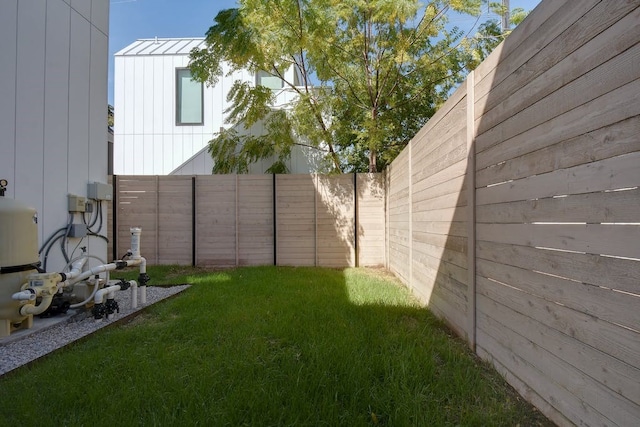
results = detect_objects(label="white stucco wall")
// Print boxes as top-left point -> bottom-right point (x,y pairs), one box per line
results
0,0 -> 110,271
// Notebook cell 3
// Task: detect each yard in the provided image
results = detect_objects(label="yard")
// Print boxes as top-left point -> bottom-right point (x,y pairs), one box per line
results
0,266 -> 550,426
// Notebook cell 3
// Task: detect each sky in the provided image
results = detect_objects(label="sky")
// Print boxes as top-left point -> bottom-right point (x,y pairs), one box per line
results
108,0 -> 542,104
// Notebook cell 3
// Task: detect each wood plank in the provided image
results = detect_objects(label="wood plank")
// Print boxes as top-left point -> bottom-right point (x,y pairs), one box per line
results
472,0 -> 567,91
411,106 -> 466,164
477,328 -> 614,427
477,258 -> 638,330
475,0 -> 620,109
475,345 -> 572,427
477,152 -> 640,205
475,39 -> 640,155
476,188 -> 640,224
477,310 -> 638,425
476,78 -> 640,170
478,292 -> 640,406
477,223 -> 640,259
410,83 -> 466,143
413,231 -> 467,257
412,174 -> 466,204
476,7 -> 640,136
477,114 -> 640,187
412,220 -> 467,238
477,275 -> 640,368
412,206 -> 466,223
412,190 -> 466,211
412,141 -> 467,185
412,239 -> 467,269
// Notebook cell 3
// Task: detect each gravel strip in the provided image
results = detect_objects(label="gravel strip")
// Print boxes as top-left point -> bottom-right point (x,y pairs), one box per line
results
0,285 -> 190,377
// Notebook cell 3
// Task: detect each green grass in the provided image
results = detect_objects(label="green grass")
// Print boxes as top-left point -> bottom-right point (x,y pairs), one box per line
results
0,266 -> 550,426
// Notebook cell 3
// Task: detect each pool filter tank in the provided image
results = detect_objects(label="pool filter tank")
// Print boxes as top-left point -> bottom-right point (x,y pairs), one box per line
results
0,181 -> 41,337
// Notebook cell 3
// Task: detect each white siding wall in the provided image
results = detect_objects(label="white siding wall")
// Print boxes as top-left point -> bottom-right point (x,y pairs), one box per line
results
114,50 -> 257,175
114,44 -> 317,175
0,0 -> 110,271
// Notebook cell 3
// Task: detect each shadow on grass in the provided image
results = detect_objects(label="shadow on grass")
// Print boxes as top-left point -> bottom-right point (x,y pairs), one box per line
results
0,266 -> 551,427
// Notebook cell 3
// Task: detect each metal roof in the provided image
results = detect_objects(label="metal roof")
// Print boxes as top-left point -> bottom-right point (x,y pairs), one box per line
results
114,37 -> 206,56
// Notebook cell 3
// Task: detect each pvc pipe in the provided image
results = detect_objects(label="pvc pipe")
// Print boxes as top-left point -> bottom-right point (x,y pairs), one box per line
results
64,257 -> 88,282
66,258 -> 143,286
12,290 -> 36,301
94,280 -> 137,305
130,280 -> 138,309
95,284 -> 121,305
130,227 -> 142,258
140,285 -> 146,305
20,294 -> 54,316
69,276 -> 108,309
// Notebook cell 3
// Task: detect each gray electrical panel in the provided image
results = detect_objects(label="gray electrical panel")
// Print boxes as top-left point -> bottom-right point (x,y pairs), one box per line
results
69,223 -> 87,238
87,182 -> 113,201
68,194 -> 86,212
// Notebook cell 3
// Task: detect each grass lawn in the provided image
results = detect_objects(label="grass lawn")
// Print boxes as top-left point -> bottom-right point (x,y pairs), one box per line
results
0,266 -> 551,426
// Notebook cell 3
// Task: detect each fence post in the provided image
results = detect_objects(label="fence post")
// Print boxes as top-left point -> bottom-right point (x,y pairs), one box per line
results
235,174 -> 239,266
192,176 -> 196,267
155,175 -> 159,265
466,71 -> 477,351
385,167 -> 389,270
353,173 -> 359,267
273,174 -> 277,266
314,174 -> 318,267
112,175 -> 118,261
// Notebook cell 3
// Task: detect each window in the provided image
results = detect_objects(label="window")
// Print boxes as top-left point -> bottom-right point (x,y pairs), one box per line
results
176,68 -> 203,125
256,70 -> 284,90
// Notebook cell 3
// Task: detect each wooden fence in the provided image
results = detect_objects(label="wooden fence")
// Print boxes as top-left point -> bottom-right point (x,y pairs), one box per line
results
386,1 -> 640,426
108,174 -> 385,268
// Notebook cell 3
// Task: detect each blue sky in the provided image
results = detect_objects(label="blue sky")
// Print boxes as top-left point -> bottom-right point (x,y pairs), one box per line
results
108,0 -> 541,104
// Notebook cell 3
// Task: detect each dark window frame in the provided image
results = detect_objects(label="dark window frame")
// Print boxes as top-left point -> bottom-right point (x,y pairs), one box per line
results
175,68 -> 204,126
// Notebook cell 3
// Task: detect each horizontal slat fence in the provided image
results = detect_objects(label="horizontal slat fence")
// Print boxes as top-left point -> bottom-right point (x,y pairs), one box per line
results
108,174 -> 385,268
105,1 -> 640,424
386,1 -> 640,426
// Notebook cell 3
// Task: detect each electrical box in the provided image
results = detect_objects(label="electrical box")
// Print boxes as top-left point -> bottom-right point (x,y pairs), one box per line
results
68,194 -> 86,212
87,182 -> 113,201
69,224 -> 87,238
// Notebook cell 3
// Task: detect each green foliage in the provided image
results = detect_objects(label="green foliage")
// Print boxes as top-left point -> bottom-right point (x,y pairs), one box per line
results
190,0 -> 485,173
0,266 -> 552,426
462,4 -> 530,70
107,104 -> 114,130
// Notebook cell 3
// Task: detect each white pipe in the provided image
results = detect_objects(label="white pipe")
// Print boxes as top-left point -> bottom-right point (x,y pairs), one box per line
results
95,284 -> 121,305
140,285 -> 146,305
130,280 -> 138,309
64,257 -> 88,282
66,258 -> 143,287
12,290 -> 36,301
130,227 -> 142,258
137,257 -> 147,273
70,276 -> 114,309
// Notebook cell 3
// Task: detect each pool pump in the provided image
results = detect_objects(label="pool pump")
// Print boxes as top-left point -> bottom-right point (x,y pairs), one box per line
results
0,181 -> 148,337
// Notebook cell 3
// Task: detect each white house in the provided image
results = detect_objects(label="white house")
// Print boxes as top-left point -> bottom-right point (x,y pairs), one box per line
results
113,37 -> 319,175
0,0 -> 110,272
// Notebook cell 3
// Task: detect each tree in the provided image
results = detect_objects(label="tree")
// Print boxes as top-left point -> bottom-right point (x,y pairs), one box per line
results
190,0 -> 483,173
108,104 -> 114,131
463,4 -> 528,68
